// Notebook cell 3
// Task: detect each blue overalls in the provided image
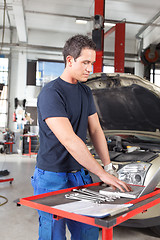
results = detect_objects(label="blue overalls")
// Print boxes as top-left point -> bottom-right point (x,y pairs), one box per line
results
31,167 -> 99,240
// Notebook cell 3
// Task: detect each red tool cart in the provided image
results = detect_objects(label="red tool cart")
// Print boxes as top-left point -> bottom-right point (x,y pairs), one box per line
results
0,178 -> 14,184
19,182 -> 160,240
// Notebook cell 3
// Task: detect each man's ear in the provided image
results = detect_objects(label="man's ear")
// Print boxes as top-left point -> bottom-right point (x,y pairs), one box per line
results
66,55 -> 74,67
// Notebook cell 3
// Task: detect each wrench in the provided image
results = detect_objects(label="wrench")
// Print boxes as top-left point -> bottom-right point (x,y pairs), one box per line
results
72,189 -> 107,202
73,188 -> 118,201
65,193 -> 104,203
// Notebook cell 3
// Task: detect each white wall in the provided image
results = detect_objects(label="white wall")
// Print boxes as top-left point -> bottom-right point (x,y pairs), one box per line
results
9,49 -> 27,131
134,62 -> 144,78
142,23 -> 160,49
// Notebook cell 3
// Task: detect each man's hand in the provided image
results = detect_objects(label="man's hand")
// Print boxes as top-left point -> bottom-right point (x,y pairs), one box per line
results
100,170 -> 132,192
104,162 -> 119,178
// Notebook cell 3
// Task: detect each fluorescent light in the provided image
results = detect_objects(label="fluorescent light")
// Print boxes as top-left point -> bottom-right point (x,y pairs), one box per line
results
76,19 -> 88,25
104,22 -> 116,27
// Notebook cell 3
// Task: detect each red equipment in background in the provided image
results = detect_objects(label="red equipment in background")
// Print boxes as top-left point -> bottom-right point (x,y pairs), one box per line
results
93,0 -> 125,73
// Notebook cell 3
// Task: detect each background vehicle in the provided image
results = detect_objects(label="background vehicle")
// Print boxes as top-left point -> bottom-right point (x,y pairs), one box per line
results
86,73 -> 160,236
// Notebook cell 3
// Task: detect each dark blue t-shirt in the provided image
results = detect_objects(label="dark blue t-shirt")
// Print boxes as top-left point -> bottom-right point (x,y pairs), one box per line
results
37,77 -> 97,172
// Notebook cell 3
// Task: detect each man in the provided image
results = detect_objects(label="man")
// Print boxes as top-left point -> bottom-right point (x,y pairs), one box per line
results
31,34 -> 131,240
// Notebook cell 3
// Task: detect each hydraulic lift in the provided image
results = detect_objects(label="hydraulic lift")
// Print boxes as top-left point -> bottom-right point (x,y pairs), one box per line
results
93,0 -> 125,73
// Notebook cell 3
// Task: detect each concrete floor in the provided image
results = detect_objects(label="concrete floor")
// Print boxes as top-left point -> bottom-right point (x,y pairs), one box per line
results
0,154 -> 159,240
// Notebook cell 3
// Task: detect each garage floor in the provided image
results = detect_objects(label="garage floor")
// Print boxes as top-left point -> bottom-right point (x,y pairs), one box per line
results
0,154 -> 159,240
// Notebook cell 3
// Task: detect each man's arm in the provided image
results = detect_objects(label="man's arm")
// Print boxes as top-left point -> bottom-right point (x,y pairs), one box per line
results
88,113 -> 119,177
45,117 -> 131,192
88,113 -> 111,166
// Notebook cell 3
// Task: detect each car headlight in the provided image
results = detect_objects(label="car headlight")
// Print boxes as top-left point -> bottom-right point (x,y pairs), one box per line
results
117,162 -> 151,185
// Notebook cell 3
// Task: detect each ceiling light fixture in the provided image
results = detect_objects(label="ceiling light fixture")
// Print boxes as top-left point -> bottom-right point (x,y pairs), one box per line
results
104,22 -> 116,27
76,19 -> 88,24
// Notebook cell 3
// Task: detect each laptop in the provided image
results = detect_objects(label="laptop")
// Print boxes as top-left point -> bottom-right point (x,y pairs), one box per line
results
99,167 -> 160,199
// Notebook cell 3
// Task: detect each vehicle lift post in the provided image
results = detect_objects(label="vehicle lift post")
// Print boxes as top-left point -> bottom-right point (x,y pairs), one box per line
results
93,0 -> 125,73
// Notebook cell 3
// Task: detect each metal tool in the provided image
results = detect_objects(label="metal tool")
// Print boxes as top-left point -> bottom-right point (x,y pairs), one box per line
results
73,188 -> 113,202
74,188 -> 120,201
65,193 -> 104,204
65,188 -> 120,204
81,188 -> 119,201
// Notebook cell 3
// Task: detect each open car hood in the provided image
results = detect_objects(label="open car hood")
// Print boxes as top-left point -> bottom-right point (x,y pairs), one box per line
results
86,73 -> 160,133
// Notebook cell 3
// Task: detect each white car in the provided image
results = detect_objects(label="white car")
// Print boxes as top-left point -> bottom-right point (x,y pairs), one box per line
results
86,72 -> 160,237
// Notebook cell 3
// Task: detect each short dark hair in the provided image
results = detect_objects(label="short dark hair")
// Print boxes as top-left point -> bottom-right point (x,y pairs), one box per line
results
63,34 -> 96,66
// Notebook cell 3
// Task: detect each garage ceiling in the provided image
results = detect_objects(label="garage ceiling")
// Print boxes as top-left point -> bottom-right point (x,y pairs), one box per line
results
0,0 -> 160,48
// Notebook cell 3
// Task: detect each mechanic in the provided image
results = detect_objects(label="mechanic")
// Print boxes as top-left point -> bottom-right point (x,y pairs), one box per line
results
31,34 -> 131,240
